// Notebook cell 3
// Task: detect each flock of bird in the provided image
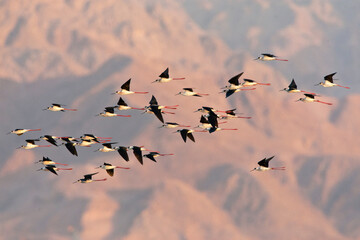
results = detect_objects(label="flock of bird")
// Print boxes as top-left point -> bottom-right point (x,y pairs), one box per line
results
8,53 -> 350,182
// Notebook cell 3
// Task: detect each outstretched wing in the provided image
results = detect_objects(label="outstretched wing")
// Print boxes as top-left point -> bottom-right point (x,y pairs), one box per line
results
121,79 -> 131,91
289,79 -> 297,90
228,72 -> 243,85
117,147 -> 129,161
324,72 -> 336,83
159,68 -> 169,78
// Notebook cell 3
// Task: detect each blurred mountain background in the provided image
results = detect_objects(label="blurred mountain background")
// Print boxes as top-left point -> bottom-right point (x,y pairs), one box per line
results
1,0 -> 360,239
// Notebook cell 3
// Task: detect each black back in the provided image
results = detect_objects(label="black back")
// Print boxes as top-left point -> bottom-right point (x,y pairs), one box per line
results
117,146 -> 129,161
225,109 -> 236,116
52,103 -> 62,107
207,111 -> 218,128
243,79 -> 255,83
159,68 -> 169,78
228,72 -> 243,85
26,139 -> 39,144
183,88 -> 194,92
103,142 -> 116,148
257,156 -> 275,168
262,53 -> 276,57
106,169 -> 114,177
288,79 -> 297,90
179,129 -> 189,142
121,79 -> 131,91
200,115 -> 209,124
104,162 -> 112,166
144,154 -> 157,162
304,93 -> 315,99
105,107 -> 115,114
117,97 -> 128,106
324,72 -> 337,83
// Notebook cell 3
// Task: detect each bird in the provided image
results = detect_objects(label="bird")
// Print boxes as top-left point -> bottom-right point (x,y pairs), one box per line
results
218,109 -> 252,120
17,139 -> 52,149
96,162 -> 130,177
40,135 -> 59,146
153,68 -> 185,83
195,115 -> 224,129
34,156 -> 68,166
176,88 -> 209,97
112,79 -> 149,95
127,146 -> 152,165
147,95 -> 179,110
73,172 -> 107,183
174,129 -> 205,143
315,72 -> 350,89
80,134 -> 112,142
281,79 -> 315,94
43,103 -> 77,112
60,137 -> 79,156
37,164 -> 73,176
255,53 -> 288,61
159,122 -> 191,128
241,79 -> 271,87
143,152 -> 174,162
97,107 -> 131,117
296,94 -> 333,105
221,72 -> 244,90
95,142 -> 118,152
223,87 -> 256,98
250,156 -> 285,172
77,139 -> 101,147
116,97 -> 145,111
7,128 -> 41,136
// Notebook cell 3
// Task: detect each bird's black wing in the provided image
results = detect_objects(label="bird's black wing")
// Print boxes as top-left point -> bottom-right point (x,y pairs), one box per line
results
187,132 -> 195,142
106,169 -> 114,177
104,162 -> 112,166
289,79 -> 297,90
44,135 -> 58,146
225,89 -> 235,98
149,95 -> 158,106
121,79 -> 131,91
132,147 -> 143,165
183,88 -> 193,92
262,53 -> 276,57
200,115 -> 209,124
207,112 -> 218,128
180,129 -> 188,142
45,166 -> 58,175
228,72 -> 243,85
52,103 -> 62,107
304,94 -> 315,99
117,97 -> 128,106
105,107 -> 115,113
117,147 -> 129,161
225,109 -> 236,116
324,72 -> 337,83
159,68 -> 169,78
144,154 -> 157,162
84,172 -> 98,180
65,142 -> 78,156
150,105 -> 164,123
258,156 -> 275,167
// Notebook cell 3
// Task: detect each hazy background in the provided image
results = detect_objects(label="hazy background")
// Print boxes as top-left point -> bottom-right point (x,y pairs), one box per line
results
1,0 -> 360,239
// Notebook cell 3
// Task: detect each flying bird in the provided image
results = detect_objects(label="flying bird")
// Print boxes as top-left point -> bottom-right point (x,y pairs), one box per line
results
296,94 -> 333,105
281,79 -> 315,94
7,128 -> 41,136
96,163 -> 130,177
255,53 -> 288,61
35,156 -> 68,166
95,142 -> 118,152
176,88 -> 209,97
116,97 -> 145,111
250,156 -> 286,172
97,107 -> 131,117
17,139 -> 52,149
60,137 -> 79,156
73,172 -> 107,183
223,87 -> 256,98
221,72 -> 244,90
241,79 -> 271,87
315,72 -> 350,89
43,103 -> 77,112
112,79 -> 148,95
143,152 -> 174,162
127,146 -> 152,165
159,122 -> 191,128
40,135 -> 59,146
153,68 -> 185,83
219,109 -> 251,120
174,129 -> 205,143
37,165 -> 72,175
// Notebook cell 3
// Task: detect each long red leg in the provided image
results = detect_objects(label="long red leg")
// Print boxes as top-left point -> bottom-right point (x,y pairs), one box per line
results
54,162 -> 68,166
134,92 -> 149,94
257,83 -> 271,86
159,154 -> 174,156
116,114 -> 132,117
116,166 -> 130,169
131,107 -> 145,110
315,100 -> 333,105
336,84 -> 350,89
173,78 -> 185,80
29,129 -> 41,131
39,145 -> 52,147
58,168 -> 73,170
98,137 -> 112,139
218,121 -> 227,125
164,105 -> 179,109
162,111 -> 175,114
94,178 -> 107,181
275,59 -> 288,61
241,88 -> 256,91
178,125 -> 191,127
197,93 -> 209,96
300,90 -> 317,95
237,116 -> 252,119
63,108 -> 77,111
271,167 -> 286,170
220,128 -> 238,131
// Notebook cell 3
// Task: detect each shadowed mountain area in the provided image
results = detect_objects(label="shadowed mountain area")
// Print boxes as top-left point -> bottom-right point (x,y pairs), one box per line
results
0,0 -> 359,239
